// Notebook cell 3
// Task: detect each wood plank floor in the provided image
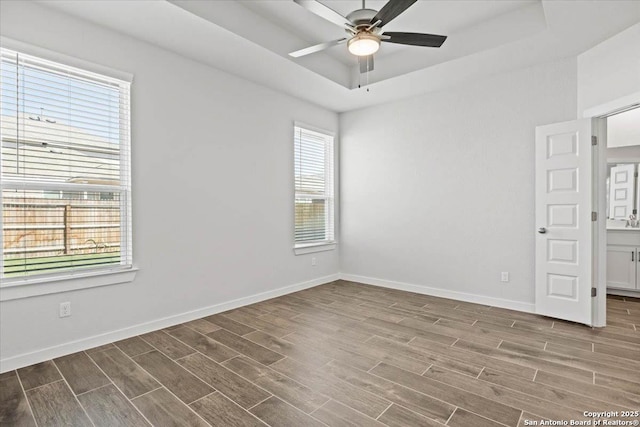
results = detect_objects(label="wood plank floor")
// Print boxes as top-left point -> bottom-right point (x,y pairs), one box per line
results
1,281 -> 639,427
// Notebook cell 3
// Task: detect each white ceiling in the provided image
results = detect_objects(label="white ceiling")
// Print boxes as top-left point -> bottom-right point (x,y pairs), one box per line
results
237,1 -> 538,65
180,0 -> 548,89
38,0 -> 640,112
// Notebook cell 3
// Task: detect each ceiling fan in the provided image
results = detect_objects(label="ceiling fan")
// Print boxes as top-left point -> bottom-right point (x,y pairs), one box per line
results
289,0 -> 447,73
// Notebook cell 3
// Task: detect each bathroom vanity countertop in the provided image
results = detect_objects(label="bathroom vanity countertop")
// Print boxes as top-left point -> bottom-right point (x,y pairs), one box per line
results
607,227 -> 640,231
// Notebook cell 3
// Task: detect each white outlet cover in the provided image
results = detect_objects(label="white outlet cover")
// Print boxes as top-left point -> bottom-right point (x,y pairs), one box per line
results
59,302 -> 71,317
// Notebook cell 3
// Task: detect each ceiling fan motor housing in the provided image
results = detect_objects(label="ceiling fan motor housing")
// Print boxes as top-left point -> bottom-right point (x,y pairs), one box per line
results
346,8 -> 379,29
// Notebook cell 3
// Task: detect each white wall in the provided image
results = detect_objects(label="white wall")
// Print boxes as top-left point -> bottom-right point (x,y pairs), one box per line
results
607,107 -> 640,148
340,58 -> 577,308
577,23 -> 640,117
608,145 -> 640,160
0,1 -> 339,370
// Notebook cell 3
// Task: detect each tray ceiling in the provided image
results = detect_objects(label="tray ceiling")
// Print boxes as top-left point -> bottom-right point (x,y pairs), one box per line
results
34,0 -> 640,112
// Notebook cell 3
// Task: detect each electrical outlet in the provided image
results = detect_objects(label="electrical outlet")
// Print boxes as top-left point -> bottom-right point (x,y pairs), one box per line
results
311,257 -> 317,266
59,302 -> 71,318
501,272 -> 509,282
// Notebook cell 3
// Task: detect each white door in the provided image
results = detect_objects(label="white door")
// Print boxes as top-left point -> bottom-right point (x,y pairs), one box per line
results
535,119 -> 594,325
609,164 -> 635,220
606,246 -> 636,290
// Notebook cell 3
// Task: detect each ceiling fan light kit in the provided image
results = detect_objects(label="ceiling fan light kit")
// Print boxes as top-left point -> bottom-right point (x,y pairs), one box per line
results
347,33 -> 380,56
290,0 -> 447,73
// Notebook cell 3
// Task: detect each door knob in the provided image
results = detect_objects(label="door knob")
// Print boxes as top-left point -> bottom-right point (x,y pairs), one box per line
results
538,227 -> 547,234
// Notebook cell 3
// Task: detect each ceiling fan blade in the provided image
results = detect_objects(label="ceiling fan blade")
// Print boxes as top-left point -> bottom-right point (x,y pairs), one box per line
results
293,0 -> 353,29
289,38 -> 347,58
371,0 -> 417,28
382,32 -> 447,47
358,55 -> 374,73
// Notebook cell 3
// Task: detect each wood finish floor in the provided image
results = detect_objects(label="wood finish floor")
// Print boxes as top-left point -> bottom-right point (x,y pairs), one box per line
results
1,281 -> 640,427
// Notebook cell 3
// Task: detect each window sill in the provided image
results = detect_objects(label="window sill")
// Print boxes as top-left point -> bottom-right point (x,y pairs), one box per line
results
0,267 -> 138,301
294,242 -> 336,255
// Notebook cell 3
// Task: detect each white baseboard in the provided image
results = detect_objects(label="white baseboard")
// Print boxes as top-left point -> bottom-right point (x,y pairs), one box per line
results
1,272 -> 538,372
606,288 -> 640,299
339,273 -> 535,313
0,274 -> 339,372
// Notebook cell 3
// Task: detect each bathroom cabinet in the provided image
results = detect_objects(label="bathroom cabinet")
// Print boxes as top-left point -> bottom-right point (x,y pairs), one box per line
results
607,230 -> 640,292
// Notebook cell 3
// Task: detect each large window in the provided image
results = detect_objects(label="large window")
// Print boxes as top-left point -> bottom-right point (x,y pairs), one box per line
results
0,48 -> 132,281
294,124 -> 335,250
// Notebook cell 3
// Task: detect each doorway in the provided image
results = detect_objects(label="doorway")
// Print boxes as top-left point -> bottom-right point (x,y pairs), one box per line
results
583,92 -> 640,327
597,104 -> 640,327
534,94 -> 640,328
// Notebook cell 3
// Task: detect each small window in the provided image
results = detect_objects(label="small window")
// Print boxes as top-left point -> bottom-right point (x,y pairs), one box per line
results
294,124 -> 335,248
0,48 -> 132,280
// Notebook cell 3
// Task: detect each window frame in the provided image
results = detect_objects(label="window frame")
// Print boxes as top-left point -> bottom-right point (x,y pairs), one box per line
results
293,122 -> 336,255
0,38 -> 136,300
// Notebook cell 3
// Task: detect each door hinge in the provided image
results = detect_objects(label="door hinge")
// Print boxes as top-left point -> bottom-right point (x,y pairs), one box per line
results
591,136 -> 598,146
592,212 -> 597,221
635,172 -> 638,178
591,288 -> 597,297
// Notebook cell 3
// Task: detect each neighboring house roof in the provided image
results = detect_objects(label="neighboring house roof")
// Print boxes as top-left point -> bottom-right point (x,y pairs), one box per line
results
1,114 -> 120,185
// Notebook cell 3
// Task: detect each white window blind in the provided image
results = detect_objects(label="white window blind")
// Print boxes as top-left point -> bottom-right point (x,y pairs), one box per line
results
0,48 -> 132,280
294,125 -> 334,246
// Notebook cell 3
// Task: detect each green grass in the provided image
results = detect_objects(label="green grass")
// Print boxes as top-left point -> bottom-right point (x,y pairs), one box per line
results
4,252 -> 120,277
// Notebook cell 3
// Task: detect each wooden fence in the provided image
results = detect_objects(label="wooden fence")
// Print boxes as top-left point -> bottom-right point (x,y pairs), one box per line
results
295,199 -> 327,242
2,196 -> 121,260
